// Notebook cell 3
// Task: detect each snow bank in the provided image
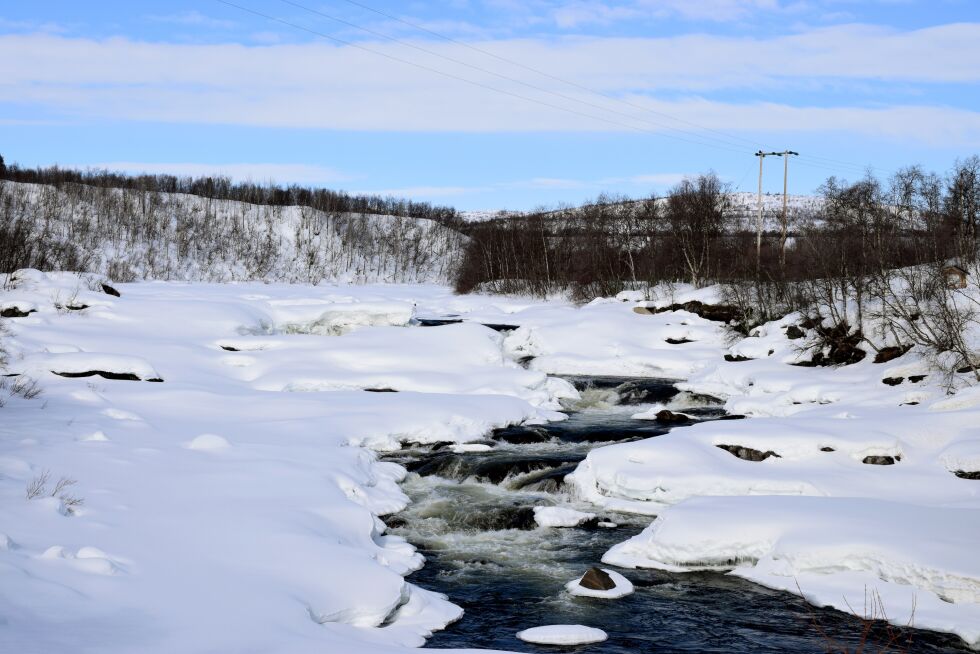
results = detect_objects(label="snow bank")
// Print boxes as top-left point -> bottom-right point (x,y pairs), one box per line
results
605,496 -> 980,646
0,276 -> 580,654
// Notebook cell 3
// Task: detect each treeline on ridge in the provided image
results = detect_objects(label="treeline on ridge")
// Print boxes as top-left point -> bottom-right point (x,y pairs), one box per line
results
0,159 -> 461,225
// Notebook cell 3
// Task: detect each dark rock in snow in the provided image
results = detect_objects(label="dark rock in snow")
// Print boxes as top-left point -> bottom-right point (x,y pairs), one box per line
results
64,304 -> 90,311
416,317 -> 463,327
882,377 -> 904,386
364,387 -> 398,393
874,346 -> 910,364
100,283 -> 121,297
785,325 -> 805,340
718,414 -> 747,421
480,323 -> 520,332
724,354 -> 752,362
220,345 -> 240,352
53,370 -> 143,381
820,447 -> 836,452
665,337 -> 693,345
908,375 -> 927,384
1,307 -> 35,318
953,470 -> 980,480
717,444 -> 781,462
862,455 -> 898,465
579,567 -> 616,591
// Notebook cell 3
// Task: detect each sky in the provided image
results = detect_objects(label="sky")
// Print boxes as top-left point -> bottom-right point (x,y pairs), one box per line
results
1,0 -> 979,211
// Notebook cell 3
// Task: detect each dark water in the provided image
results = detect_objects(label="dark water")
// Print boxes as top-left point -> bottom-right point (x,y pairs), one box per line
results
383,377 -> 970,653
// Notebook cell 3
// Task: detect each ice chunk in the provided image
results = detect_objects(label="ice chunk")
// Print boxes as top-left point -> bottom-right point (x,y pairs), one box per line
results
517,624 -> 608,645
533,506 -> 596,528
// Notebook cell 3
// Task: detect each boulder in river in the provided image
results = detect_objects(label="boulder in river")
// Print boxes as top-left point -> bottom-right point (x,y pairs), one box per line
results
580,567 -> 616,591
655,409 -> 691,424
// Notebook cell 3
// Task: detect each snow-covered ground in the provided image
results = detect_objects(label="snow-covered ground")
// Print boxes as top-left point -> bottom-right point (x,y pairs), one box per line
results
2,269 -> 980,651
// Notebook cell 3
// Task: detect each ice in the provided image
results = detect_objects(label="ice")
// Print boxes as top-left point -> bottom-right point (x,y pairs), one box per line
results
516,624 -> 609,645
533,506 -> 597,528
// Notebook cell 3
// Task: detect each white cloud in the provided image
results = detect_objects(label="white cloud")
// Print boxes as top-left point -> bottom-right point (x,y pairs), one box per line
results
1,25 -> 979,145
84,162 -> 354,186
146,11 -> 238,30
549,0 -> 782,26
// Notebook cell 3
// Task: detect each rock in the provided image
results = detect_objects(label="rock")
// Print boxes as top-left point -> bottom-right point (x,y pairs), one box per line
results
53,370 -> 142,381
785,325 -> 806,340
863,455 -> 899,465
874,346 -> 910,363
364,387 -> 398,393
820,446 -> 836,452
480,322 -> 519,332
220,345 -> 240,352
800,316 -> 820,329
957,364 -> 978,374
100,283 -> 121,297
655,409 -> 691,424
579,567 -> 616,591
646,300 -> 743,324
908,374 -> 927,383
953,470 -> 980,480
665,337 -> 693,344
718,414 -> 747,420
1,307 -> 35,318
717,444 -> 781,462
724,354 -> 752,362
882,377 -> 904,386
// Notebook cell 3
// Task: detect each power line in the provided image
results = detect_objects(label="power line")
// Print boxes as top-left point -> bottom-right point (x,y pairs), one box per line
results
327,0 -> 762,152
275,0 -> 756,154
330,0 -> 894,178
214,0 -> 755,155
216,0 -> 897,187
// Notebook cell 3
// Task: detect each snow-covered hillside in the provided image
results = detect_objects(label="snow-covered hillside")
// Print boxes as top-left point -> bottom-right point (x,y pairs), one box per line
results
1,181 -> 466,284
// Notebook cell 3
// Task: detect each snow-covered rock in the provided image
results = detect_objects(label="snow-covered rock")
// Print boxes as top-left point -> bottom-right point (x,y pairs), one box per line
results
516,624 -> 609,645
533,506 -> 597,528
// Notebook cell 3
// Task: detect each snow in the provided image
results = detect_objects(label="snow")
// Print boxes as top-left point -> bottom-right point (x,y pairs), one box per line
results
0,272 -> 575,654
533,506 -> 597,527
565,569 -> 634,599
604,496 -> 980,645
516,624 -> 609,645
4,269 -> 980,650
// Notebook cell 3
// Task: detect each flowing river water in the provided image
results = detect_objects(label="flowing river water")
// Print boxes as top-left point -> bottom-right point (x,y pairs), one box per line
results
382,376 -> 971,653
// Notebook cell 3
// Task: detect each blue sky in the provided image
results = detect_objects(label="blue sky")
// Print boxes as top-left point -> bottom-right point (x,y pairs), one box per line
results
2,0 -> 979,210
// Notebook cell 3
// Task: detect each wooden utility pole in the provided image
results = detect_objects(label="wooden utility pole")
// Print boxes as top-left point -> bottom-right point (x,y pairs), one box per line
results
755,150 -> 781,272
779,150 -> 799,268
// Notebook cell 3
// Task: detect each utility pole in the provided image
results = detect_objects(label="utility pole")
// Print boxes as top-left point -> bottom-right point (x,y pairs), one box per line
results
755,150 -> 781,272
779,150 -> 799,269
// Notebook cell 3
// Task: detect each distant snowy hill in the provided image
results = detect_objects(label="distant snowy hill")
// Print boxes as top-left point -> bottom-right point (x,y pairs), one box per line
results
464,193 -> 824,231
1,181 -> 466,284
